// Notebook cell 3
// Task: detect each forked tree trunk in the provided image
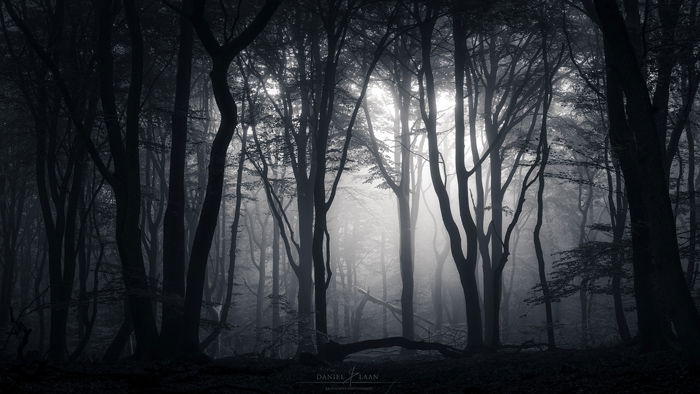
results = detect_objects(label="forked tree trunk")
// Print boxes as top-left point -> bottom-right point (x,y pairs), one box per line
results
419,4 -> 483,349
182,0 -> 281,356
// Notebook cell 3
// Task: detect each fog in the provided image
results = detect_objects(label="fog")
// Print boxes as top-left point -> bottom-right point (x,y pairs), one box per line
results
0,1 -> 697,391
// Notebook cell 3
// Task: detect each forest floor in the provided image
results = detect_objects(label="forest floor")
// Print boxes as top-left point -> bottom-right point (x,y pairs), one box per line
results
0,344 -> 697,393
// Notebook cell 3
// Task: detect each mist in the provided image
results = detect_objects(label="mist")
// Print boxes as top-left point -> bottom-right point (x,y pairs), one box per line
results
0,0 -> 698,392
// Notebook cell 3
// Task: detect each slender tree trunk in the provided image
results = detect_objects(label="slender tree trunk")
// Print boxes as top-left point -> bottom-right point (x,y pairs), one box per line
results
579,277 -> 589,347
397,194 -> 414,340
433,255 -> 446,335
381,233 -> 388,338
255,218 -> 268,350
272,213 -> 281,355
687,127 -> 697,288
343,244 -> 352,338
0,247 -> 16,329
36,245 -> 47,354
532,31 -> 555,350
0,170 -> 25,330
533,146 -> 555,349
396,54 -> 415,341
606,143 -> 632,342
578,172 -> 593,346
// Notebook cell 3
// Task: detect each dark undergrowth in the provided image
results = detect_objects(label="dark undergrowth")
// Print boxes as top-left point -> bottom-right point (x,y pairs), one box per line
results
0,344 -> 697,393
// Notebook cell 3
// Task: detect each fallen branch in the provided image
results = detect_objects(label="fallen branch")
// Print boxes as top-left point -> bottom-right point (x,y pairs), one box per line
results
319,337 -> 465,362
356,287 -> 436,327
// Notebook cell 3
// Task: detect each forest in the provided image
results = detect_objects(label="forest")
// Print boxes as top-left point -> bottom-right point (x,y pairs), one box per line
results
0,0 -> 699,392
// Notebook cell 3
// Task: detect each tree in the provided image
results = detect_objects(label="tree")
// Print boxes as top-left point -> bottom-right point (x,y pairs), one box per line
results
160,0 -> 194,357
583,0 -> 700,351
181,0 -> 282,357
417,1 -> 483,349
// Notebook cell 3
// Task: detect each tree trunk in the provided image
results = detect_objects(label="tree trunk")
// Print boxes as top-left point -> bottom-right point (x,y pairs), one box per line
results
272,213 -> 281,355
532,30 -> 555,350
160,0 -> 192,353
687,126 -> 697,288
396,54 -> 415,341
397,194 -> 414,340
296,193 -> 315,353
181,62 -> 238,356
533,145 -> 555,349
199,128 -> 248,352
381,233 -> 388,338
182,0 -> 281,357
255,216 -> 268,350
418,4 -> 482,349
594,0 -> 700,351
97,0 -> 159,359
606,143 -> 632,342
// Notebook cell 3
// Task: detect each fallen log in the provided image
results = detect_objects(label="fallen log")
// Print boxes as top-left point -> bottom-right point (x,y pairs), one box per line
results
499,340 -> 549,352
319,336 -> 465,362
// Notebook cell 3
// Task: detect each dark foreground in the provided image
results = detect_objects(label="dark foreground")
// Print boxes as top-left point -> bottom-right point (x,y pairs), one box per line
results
0,345 -> 696,393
